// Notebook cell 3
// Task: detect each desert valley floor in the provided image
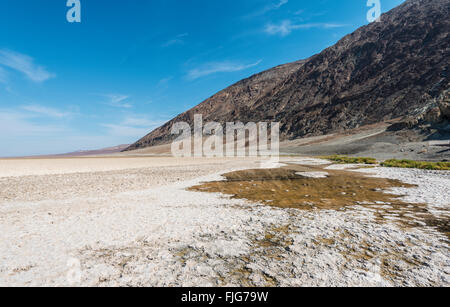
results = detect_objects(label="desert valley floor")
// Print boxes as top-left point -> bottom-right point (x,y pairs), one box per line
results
0,156 -> 448,286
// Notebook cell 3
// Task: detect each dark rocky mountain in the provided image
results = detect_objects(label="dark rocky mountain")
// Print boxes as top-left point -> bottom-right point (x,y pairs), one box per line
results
125,0 -> 449,151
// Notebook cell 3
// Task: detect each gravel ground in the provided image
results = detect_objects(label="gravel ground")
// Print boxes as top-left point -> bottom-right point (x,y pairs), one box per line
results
0,157 -> 448,287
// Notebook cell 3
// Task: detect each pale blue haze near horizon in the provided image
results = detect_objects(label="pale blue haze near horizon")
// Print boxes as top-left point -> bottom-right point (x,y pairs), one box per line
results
0,0 -> 405,156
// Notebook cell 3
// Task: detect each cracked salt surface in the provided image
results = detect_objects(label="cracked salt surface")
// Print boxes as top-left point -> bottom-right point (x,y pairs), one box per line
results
351,167 -> 450,216
296,171 -> 329,178
0,158 -> 448,287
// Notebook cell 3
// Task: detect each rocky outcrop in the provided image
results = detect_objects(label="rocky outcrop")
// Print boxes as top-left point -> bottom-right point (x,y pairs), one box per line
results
438,90 -> 450,119
125,0 -> 450,151
388,88 -> 450,134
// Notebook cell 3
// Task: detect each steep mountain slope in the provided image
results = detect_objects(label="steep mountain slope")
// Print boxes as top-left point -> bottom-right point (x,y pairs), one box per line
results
125,0 -> 449,151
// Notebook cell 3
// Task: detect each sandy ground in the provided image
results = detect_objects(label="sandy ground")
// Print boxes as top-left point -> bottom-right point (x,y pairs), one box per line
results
0,156 -> 448,287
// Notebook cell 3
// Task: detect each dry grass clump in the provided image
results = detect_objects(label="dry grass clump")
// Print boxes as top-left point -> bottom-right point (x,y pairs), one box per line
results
381,159 -> 450,171
321,155 -> 378,165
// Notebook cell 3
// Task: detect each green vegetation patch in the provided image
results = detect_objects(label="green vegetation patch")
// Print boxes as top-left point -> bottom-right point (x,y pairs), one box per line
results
381,159 -> 450,171
320,156 -> 450,170
321,155 -> 378,165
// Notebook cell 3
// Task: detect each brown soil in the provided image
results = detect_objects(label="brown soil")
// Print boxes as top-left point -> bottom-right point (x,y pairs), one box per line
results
189,165 -> 414,211
189,164 -> 450,240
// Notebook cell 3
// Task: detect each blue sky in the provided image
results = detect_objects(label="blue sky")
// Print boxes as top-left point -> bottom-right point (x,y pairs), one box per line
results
0,0 -> 404,156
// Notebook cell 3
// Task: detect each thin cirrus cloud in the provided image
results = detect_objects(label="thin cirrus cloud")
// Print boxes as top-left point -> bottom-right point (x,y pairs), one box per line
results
122,116 -> 163,127
0,66 -> 7,83
0,104 -> 73,147
21,105 -> 73,118
0,113 -> 59,137
162,33 -> 189,48
156,77 -> 172,89
187,60 -> 262,80
102,94 -> 133,108
102,116 -> 165,137
0,49 -> 55,82
245,0 -> 289,18
265,20 -> 346,36
0,111 -> 66,138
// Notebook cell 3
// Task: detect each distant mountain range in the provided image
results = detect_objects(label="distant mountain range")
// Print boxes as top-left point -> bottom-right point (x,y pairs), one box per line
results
19,145 -> 130,158
125,0 -> 449,152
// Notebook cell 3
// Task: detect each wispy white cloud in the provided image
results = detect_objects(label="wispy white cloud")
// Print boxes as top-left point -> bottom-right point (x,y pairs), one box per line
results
102,94 -> 133,108
157,77 -> 172,89
162,33 -> 189,48
0,107 -> 166,156
21,105 -> 73,118
0,66 -> 7,83
187,60 -> 262,80
0,49 -> 55,82
272,0 -> 289,10
265,20 -> 346,36
122,116 -> 162,127
245,0 -> 289,18
0,111 -> 66,137
101,124 -> 151,137
102,115 -> 164,137
0,106 -> 77,156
